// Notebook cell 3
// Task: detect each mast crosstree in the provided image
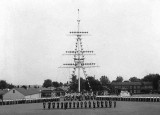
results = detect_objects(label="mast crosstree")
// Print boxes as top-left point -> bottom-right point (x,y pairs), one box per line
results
60,9 -> 99,93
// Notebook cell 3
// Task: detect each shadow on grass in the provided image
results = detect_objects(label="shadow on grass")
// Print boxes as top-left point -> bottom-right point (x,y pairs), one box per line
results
37,107 -> 115,111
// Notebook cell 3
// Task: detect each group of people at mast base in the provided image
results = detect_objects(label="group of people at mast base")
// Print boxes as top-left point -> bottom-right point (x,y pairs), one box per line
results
43,99 -> 116,109
64,94 -> 96,101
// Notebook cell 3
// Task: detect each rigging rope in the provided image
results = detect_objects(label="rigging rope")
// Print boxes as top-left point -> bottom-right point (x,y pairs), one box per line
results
71,38 -> 93,92
79,38 -> 92,92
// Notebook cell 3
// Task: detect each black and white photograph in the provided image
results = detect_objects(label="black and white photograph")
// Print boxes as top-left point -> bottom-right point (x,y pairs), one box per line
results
0,0 -> 160,115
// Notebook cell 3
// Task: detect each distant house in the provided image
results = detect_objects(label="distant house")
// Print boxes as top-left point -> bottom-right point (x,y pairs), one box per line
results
53,87 -> 65,96
102,86 -> 110,95
2,88 -> 41,100
111,81 -> 153,94
60,86 -> 69,92
41,87 -> 54,97
111,82 -> 141,94
0,89 -> 9,100
41,86 -> 69,97
141,82 -> 153,91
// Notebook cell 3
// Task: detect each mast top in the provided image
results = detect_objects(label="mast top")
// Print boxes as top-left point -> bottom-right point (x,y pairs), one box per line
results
77,9 -> 80,23
69,9 -> 88,36
77,9 -> 80,32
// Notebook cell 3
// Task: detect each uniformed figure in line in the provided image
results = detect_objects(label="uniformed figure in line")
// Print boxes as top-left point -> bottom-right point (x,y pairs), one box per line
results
57,102 -> 59,109
73,101 -> 76,108
64,102 -> 68,110
97,101 -> 99,108
93,101 -> 96,108
109,100 -> 112,108
61,102 -> 63,109
101,101 -> 103,108
66,102 -> 68,109
81,101 -> 83,108
110,100 -> 112,108
89,101 -> 91,108
52,102 -> 55,109
43,101 -> 46,109
77,101 -> 79,108
114,100 -> 116,108
48,101 -> 51,109
105,100 -> 108,108
69,101 -> 72,109
84,101 -> 87,108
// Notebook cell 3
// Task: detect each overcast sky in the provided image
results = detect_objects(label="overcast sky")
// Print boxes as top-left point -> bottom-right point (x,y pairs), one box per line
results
0,0 -> 160,85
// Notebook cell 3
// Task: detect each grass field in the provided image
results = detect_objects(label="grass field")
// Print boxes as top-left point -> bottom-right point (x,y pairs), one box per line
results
0,101 -> 160,115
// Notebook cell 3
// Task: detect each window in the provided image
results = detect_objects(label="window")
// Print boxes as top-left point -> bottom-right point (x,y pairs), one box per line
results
13,90 -> 15,93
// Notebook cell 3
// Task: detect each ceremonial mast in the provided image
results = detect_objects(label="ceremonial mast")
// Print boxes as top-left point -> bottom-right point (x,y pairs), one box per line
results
60,9 -> 98,93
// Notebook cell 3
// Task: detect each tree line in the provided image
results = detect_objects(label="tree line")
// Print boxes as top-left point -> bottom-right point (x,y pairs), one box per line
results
42,73 -> 160,93
0,80 -> 14,90
112,74 -> 160,91
1,73 -> 160,92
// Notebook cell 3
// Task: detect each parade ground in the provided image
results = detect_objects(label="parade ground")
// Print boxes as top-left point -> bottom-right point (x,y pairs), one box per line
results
0,101 -> 160,115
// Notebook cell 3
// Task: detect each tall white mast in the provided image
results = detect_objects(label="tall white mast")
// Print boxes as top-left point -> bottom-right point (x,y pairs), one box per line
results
60,9 -> 98,93
77,9 -> 81,93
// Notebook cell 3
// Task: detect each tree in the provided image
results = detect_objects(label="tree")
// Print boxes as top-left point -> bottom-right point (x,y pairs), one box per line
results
69,75 -> 78,92
86,76 -> 103,91
100,76 -> 110,86
52,81 -> 60,88
0,80 -> 7,89
21,85 -> 27,89
43,79 -> 52,88
142,74 -> 160,91
80,77 -> 86,91
59,82 -> 63,87
8,84 -> 15,89
69,75 -> 103,92
115,76 -> 123,82
71,75 -> 77,84
129,77 -> 141,82
142,74 -> 154,82
63,81 -> 69,86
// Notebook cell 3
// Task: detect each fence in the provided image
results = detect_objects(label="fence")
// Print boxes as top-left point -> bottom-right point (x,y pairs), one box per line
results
1,96 -> 160,106
96,96 -> 160,102
0,97 -> 60,106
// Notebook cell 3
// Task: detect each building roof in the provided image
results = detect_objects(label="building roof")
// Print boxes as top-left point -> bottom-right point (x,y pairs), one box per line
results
142,82 -> 152,85
60,86 -> 69,91
38,87 -> 50,91
14,88 -> 40,96
47,87 -> 56,90
38,87 -> 56,91
111,82 -> 141,86
102,86 -> 110,90
53,87 -> 64,92
40,86 -> 69,92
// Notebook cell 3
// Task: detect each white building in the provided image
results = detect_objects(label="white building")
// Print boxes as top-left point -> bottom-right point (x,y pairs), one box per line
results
2,88 -> 41,100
